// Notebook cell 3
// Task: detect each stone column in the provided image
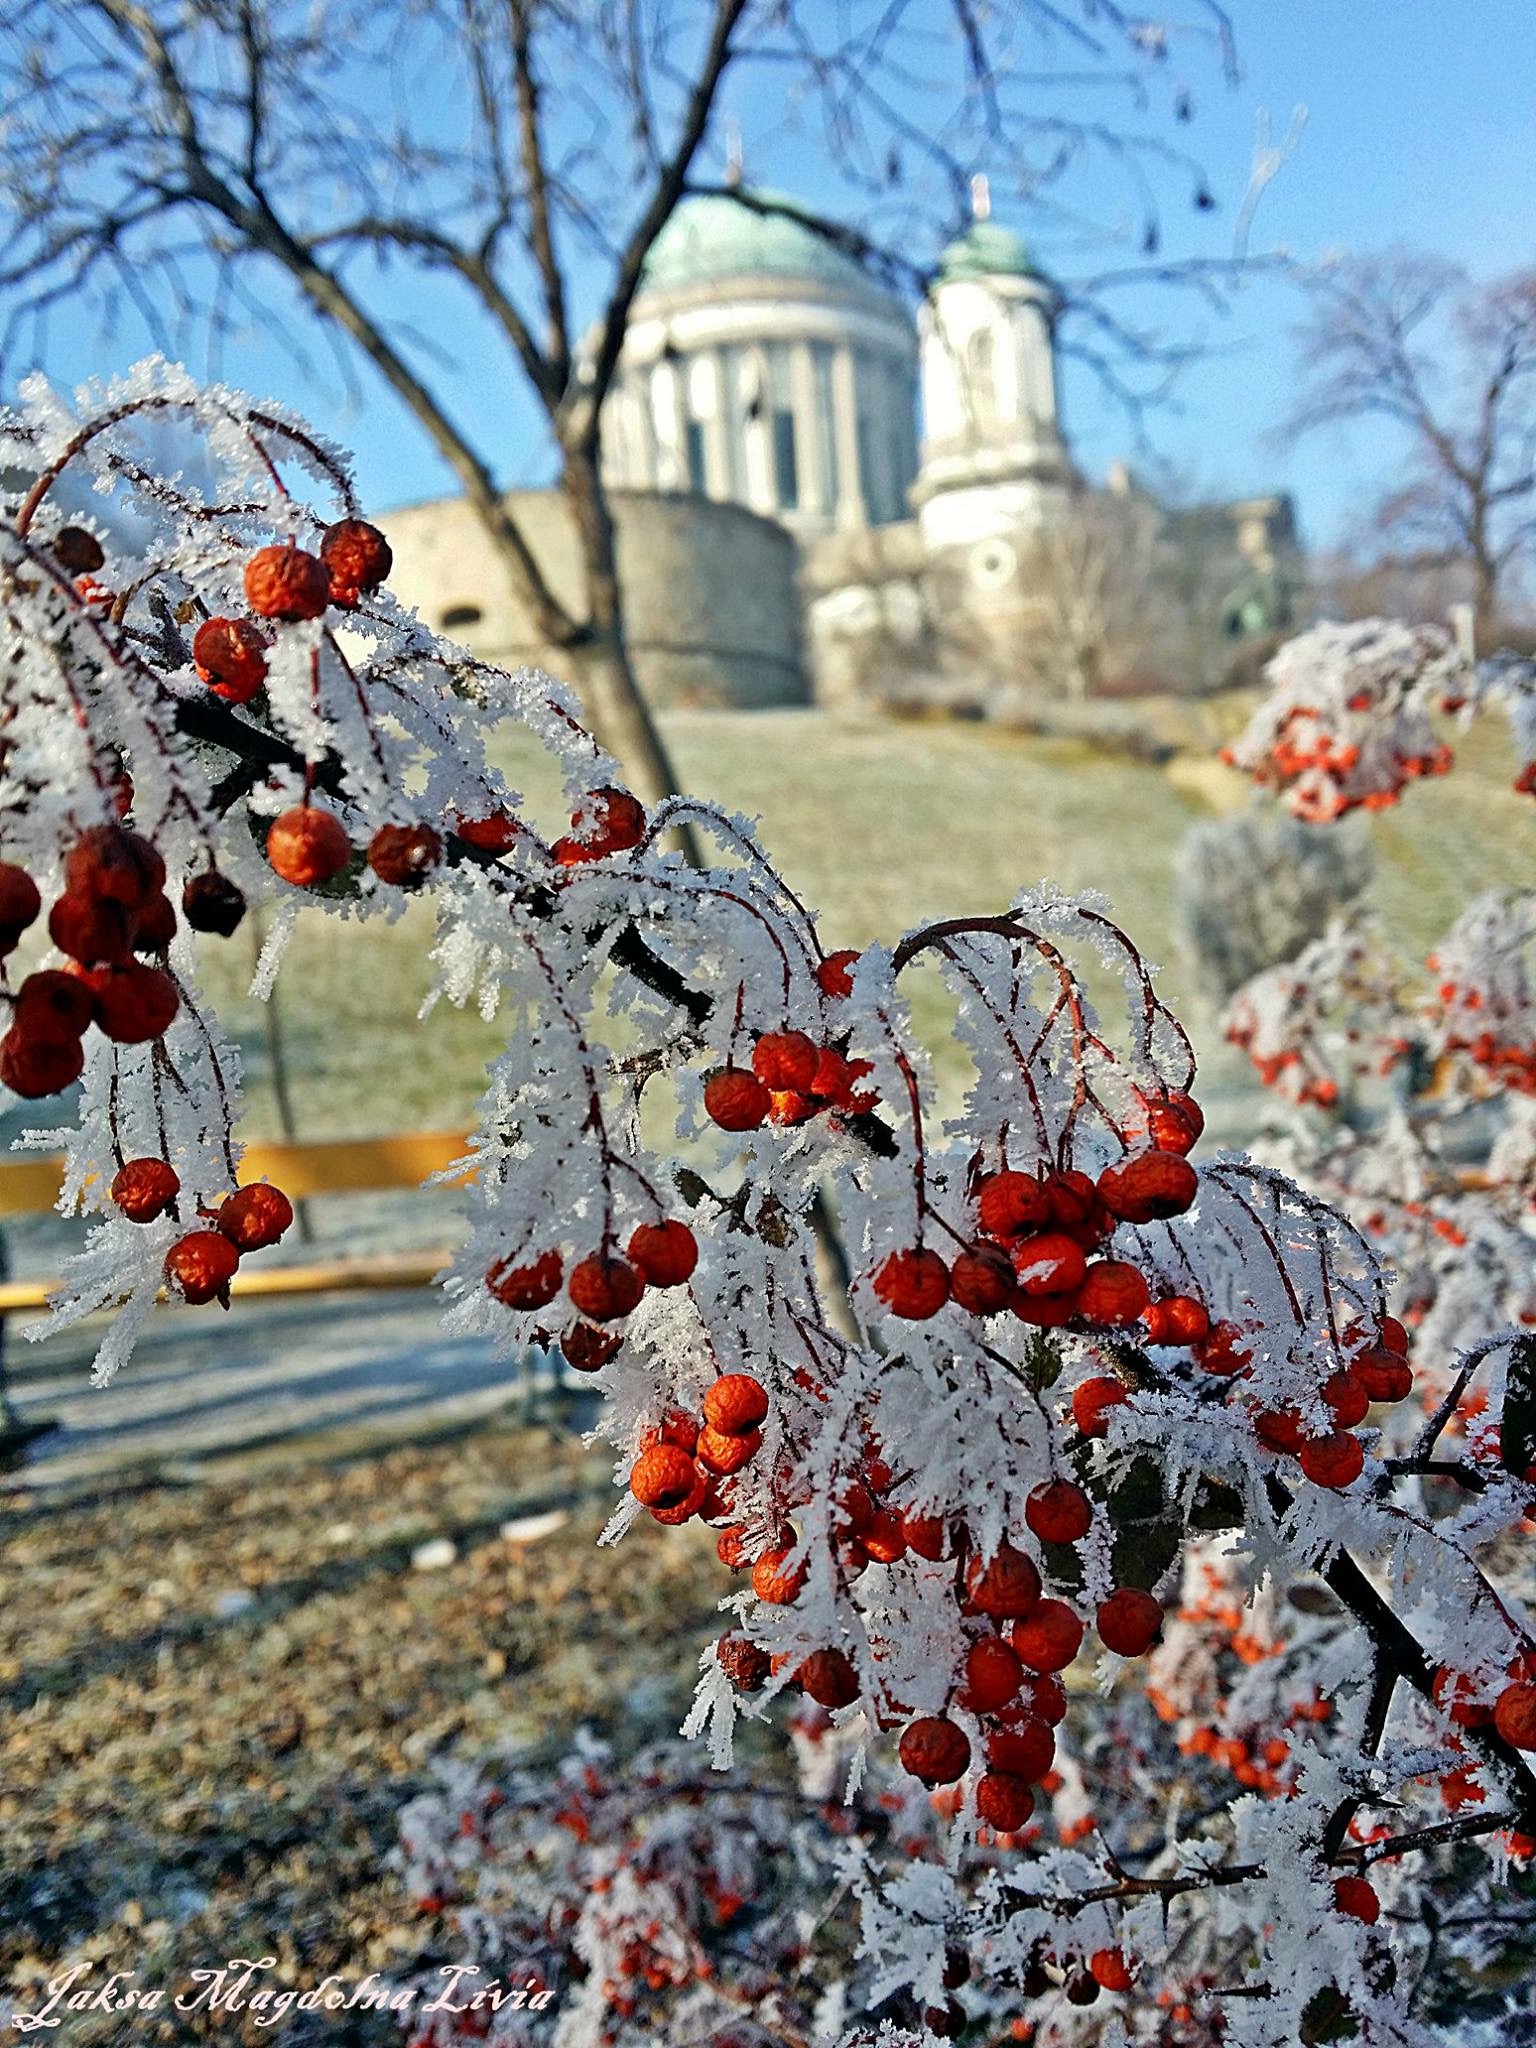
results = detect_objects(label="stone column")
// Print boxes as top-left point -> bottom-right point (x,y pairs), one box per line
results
703,350 -> 732,500
790,339 -> 823,521
831,344 -> 867,530
650,356 -> 685,492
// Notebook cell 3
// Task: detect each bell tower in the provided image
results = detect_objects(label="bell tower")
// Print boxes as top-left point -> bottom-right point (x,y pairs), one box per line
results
912,177 -> 1073,551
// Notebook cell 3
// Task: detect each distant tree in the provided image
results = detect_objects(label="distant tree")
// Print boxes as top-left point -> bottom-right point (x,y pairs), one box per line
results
1013,491 -> 1170,702
0,0 -> 1241,810
1291,252 -> 1536,642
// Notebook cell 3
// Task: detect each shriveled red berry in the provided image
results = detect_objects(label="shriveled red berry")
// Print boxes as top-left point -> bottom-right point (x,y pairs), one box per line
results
182,871 -> 247,937
629,1443 -> 698,1510
65,825 -> 164,910
49,892 -> 131,965
1136,1088 -> 1204,1155
1011,1231 -> 1087,1296
950,1244 -> 1015,1315
0,1029 -> 84,1097
798,1647 -> 860,1709
1073,1375 -> 1129,1438
1077,1259 -> 1151,1327
110,1157 -> 180,1223
319,517 -> 393,603
1254,1405 -> 1305,1453
695,1425 -> 761,1476
965,1543 -> 1042,1621
1025,1478 -> 1093,1546
193,616 -> 268,703
244,542 -> 330,621
751,1545 -> 806,1605
216,1183 -> 294,1253
367,823 -> 441,888
568,787 -> 646,857
267,806 -> 353,887
560,1321 -> 623,1373
704,1371 -> 770,1437
1197,1320 -> 1253,1377
53,525 -> 106,574
131,892 -> 177,953
1355,1345 -> 1413,1403
752,1030 -> 818,1092
898,1714 -> 971,1786
165,1229 -> 240,1304
0,863 -> 42,932
454,811 -> 522,853
704,1066 -> 771,1131
874,1246 -> 950,1320
627,1219 -> 698,1288
961,1633 -> 1024,1711
1323,1368 -> 1371,1429
568,1253 -> 645,1323
1333,1876 -> 1381,1925
1011,1597 -> 1084,1673
1494,1680 -> 1536,1750
987,1716 -> 1054,1781
816,949 -> 859,998
975,1771 -> 1034,1832
15,969 -> 94,1043
716,1634 -> 770,1690
1097,1150 -> 1199,1224
1023,1671 -> 1068,1725
1299,1430 -> 1365,1489
86,963 -> 179,1043
486,1249 -> 563,1310
976,1170 -> 1049,1239
1096,1588 -> 1163,1657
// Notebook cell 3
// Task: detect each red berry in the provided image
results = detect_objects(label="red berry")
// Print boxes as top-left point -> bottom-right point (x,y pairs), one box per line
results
454,811 -> 522,853
898,1715 -> 971,1787
1299,1430 -> 1365,1489
1143,1294 -> 1211,1347
193,616 -> 268,703
751,1545 -> 806,1605
1323,1368 -> 1371,1429
86,963 -> 179,1043
704,1066 -> 771,1131
975,1771 -> 1034,1832
704,1371 -> 770,1437
267,806 -> 352,887
0,863 -> 41,933
65,825 -> 164,910
131,892 -> 176,953
1097,1150 -> 1198,1224
216,1183 -> 294,1253
1494,1680 -> 1536,1750
367,823 -> 442,888
48,892 -> 131,966
1333,1875 -> 1380,1925
629,1443 -> 698,1510
961,1634 -> 1024,1711
751,1030 -> 818,1092
1043,1168 -> 1100,1229
1096,1588 -> 1163,1657
244,542 -> 330,621
816,949 -> 859,998
0,1028 -> 84,1097
987,1717 -> 1054,1781
165,1229 -> 240,1304
1076,1259 -> 1151,1327
487,1249 -> 563,1310
1089,1949 -> 1135,1993
965,1543 -> 1042,1621
568,1253 -> 645,1323
627,1219 -> 698,1288
1025,1479 -> 1093,1546
950,1245 -> 1015,1315
1254,1406 -> 1305,1453
1355,1345 -> 1413,1403
1011,1598 -> 1084,1673
1073,1375 -> 1129,1438
1138,1088 -> 1204,1155
976,1169 -> 1049,1239
873,1246 -> 950,1320
110,1157 -> 180,1223
52,525 -> 106,574
1011,1231 -> 1087,1296
568,787 -> 646,857
319,517 -> 393,603
716,1634 -> 770,1690
798,1647 -> 860,1709
15,969 -> 94,1043
696,1425 -> 761,1476
560,1321 -> 623,1373
182,872 -> 246,937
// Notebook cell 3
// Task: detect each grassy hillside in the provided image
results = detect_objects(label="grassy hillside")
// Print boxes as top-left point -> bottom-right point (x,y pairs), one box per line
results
192,706 -> 1536,1142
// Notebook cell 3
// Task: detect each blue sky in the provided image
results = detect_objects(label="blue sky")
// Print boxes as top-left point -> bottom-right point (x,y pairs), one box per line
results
11,1 -> 1536,550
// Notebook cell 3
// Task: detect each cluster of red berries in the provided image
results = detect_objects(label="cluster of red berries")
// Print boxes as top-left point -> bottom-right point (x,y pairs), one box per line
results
1434,1650 -> 1536,1761
1223,1022 -> 1342,1108
486,1217 -> 700,1375
193,522 -> 393,703
704,1007 -> 876,1135
871,1090 -> 1205,1328
1429,976 -> 1536,1095
0,830 -> 255,1099
108,1156 -> 295,1305
1223,704 -> 1452,821
627,1373 -> 772,1527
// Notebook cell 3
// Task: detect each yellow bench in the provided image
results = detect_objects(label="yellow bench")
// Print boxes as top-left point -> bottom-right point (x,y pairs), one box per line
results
0,1131 -> 473,1313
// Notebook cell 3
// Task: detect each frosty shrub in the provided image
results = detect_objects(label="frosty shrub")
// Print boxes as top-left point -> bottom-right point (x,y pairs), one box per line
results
1176,799 -> 1376,1001
3,367 -> 1536,2047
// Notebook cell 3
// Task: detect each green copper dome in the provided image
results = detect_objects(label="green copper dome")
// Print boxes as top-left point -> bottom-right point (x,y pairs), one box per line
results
937,220 -> 1036,283
640,189 -> 875,296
